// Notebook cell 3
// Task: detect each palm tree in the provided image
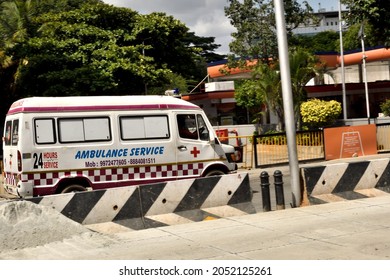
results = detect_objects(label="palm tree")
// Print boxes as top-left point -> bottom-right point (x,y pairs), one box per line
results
0,0 -> 35,49
0,0 -> 70,120
255,62 -> 283,130
236,47 -> 327,131
288,48 -> 320,130
0,0 -> 35,104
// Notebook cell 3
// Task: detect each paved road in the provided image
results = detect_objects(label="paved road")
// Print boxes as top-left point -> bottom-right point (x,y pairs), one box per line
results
2,154 -> 390,260
244,164 -> 293,212
1,194 -> 390,260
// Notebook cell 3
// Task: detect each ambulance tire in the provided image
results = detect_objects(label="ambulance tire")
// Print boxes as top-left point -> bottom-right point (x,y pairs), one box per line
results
204,170 -> 225,177
61,184 -> 87,194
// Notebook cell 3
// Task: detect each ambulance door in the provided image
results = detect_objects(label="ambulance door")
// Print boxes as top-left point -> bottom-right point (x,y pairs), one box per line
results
119,114 -> 176,184
175,113 -> 215,179
3,118 -> 20,180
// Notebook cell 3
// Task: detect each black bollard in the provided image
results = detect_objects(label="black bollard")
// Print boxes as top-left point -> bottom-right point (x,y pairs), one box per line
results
260,171 -> 271,212
274,170 -> 285,210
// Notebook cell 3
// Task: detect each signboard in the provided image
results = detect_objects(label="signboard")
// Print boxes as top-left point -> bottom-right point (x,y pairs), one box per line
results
324,124 -> 377,160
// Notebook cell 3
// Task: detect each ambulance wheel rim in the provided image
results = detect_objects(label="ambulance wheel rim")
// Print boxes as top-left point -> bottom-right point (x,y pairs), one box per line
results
61,184 -> 87,193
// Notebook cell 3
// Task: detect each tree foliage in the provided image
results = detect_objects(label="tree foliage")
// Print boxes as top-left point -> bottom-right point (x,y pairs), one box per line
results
342,22 -> 377,50
342,0 -> 390,47
0,0 -> 102,119
289,31 -> 340,53
0,0 -> 225,130
235,48 -> 321,130
0,0 -> 222,114
12,5 -> 189,96
0,0 -> 99,48
235,62 -> 281,127
379,99 -> 390,117
224,0 -> 314,61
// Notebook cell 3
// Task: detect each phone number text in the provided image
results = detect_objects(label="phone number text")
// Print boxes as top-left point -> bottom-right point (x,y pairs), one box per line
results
85,158 -> 156,168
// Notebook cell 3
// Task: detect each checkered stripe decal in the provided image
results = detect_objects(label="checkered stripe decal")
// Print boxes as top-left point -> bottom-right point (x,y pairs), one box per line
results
21,163 -> 204,187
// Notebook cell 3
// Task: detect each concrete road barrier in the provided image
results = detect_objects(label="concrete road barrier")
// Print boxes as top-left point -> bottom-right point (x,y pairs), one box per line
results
23,173 -> 254,230
301,158 -> 390,205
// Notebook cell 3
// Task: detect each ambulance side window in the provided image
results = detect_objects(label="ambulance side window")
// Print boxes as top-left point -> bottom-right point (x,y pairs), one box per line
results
120,115 -> 169,140
177,114 -> 198,140
58,117 -> 111,143
177,114 -> 209,141
197,115 -> 210,141
11,120 -> 19,146
35,118 -> 56,144
4,120 -> 12,146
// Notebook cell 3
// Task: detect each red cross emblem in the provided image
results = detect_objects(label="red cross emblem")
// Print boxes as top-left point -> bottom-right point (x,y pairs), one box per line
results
190,147 -> 200,158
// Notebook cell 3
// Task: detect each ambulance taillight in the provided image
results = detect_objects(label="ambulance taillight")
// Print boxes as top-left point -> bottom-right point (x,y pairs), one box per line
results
17,150 -> 22,172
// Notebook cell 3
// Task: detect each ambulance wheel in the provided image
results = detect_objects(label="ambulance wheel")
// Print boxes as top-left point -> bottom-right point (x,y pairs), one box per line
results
61,184 -> 87,193
204,170 -> 225,177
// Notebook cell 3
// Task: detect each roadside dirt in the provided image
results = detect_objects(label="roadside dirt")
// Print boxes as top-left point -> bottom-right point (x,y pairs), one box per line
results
0,200 -> 90,252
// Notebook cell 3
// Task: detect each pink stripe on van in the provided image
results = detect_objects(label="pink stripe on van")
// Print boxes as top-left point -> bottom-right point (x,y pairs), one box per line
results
7,103 -> 199,115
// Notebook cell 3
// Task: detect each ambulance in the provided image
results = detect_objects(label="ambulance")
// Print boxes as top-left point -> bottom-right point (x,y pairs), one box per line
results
2,95 -> 238,198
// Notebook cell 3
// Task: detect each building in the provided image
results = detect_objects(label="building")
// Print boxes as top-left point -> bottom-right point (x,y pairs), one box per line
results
293,9 -> 343,36
182,9 -> 390,127
182,46 -> 390,126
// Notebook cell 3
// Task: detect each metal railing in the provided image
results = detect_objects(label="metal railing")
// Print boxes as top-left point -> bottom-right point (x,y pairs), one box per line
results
376,123 -> 390,153
253,130 -> 325,168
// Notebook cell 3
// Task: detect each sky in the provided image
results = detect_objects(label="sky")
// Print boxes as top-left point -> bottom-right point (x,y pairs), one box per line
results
102,0 -> 343,54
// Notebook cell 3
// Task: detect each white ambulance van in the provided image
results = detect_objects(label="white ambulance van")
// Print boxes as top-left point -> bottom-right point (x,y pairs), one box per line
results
2,95 -> 238,198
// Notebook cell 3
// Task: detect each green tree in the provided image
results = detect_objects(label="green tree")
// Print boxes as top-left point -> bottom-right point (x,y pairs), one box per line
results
0,0 -> 100,119
0,0 -> 100,48
3,3 -> 222,98
224,0 -> 314,61
182,31 -> 225,63
0,0 -> 223,125
342,0 -> 390,46
235,48 -> 321,130
133,12 -> 210,89
289,31 -> 340,53
12,4 -> 172,96
235,62 -> 281,130
147,72 -> 187,96
289,47 -> 321,129
379,99 -> 390,116
342,22 -> 376,50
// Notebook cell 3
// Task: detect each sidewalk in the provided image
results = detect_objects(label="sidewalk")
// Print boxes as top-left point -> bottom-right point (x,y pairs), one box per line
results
1,194 -> 390,259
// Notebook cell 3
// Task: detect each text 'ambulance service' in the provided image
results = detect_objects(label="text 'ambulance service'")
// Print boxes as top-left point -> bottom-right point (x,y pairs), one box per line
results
2,95 -> 238,197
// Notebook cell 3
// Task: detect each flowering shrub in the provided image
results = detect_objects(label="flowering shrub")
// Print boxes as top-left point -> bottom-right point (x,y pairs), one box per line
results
300,99 -> 342,128
380,99 -> 390,116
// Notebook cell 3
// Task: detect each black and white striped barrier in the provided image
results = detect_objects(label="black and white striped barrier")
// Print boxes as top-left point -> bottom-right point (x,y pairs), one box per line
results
301,158 -> 390,205
23,173 -> 254,230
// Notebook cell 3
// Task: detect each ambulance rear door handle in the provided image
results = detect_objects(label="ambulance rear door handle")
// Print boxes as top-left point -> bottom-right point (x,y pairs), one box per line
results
178,145 -> 187,151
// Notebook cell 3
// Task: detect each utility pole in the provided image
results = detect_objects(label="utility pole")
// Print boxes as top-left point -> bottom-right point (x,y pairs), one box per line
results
339,0 -> 347,121
273,0 -> 301,207
359,22 -> 370,124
